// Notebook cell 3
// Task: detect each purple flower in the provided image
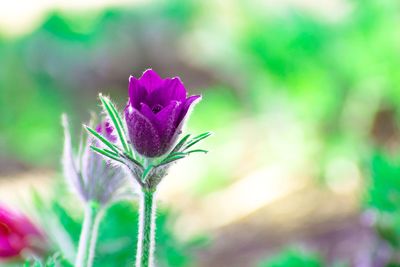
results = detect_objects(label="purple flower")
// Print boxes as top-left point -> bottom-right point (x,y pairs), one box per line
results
95,120 -> 117,143
0,205 -> 44,259
62,116 -> 133,206
124,69 -> 201,157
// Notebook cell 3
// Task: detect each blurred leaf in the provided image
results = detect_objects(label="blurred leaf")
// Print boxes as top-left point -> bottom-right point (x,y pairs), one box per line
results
366,152 -> 400,252
367,153 -> 400,213
257,248 -> 324,267
23,254 -> 73,267
29,185 -> 203,267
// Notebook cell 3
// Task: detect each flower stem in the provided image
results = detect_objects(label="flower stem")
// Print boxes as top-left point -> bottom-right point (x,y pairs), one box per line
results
75,202 -> 103,267
136,189 -> 156,267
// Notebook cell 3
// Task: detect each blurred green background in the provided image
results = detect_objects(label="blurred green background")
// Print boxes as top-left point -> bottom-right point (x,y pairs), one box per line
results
1,0 -> 400,266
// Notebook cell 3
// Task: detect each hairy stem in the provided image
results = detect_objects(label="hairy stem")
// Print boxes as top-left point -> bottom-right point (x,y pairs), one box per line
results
136,189 -> 156,267
75,202 -> 103,267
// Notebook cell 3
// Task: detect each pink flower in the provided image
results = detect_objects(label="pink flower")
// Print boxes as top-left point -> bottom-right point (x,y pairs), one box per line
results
0,205 -> 43,259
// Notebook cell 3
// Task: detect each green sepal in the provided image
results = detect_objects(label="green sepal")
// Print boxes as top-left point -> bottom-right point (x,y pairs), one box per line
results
159,152 -> 186,164
171,134 -> 191,153
103,148 -> 119,157
124,153 -> 144,169
182,132 -> 212,151
166,151 -> 187,158
85,125 -> 119,154
99,94 -> 132,156
156,132 -> 211,167
158,155 -> 186,166
90,145 -> 123,163
186,149 -> 208,154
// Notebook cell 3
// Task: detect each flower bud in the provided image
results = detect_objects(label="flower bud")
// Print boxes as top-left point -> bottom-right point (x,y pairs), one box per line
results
124,69 -> 201,158
62,116 -> 133,206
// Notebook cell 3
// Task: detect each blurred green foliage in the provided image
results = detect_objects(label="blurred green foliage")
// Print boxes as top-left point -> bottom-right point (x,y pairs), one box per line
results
1,9 -> 400,249
368,154 -> 400,214
24,254 -> 73,267
1,183 -> 205,267
257,248 -> 324,267
47,199 -> 201,267
1,0 -> 400,171
2,0 -> 400,266
257,248 -> 351,267
367,153 -> 400,247
0,0 -> 197,166
365,153 -> 400,264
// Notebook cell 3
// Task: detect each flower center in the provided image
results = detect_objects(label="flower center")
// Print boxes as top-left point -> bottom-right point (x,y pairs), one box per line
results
152,104 -> 163,114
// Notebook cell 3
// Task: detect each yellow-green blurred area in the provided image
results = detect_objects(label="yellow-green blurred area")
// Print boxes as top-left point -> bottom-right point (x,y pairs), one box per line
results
1,0 -> 400,266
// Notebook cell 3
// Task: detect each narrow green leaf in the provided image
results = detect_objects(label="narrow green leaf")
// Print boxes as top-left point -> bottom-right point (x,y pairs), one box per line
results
187,149 -> 208,154
124,153 -> 144,169
171,134 -> 191,152
159,152 -> 187,164
90,146 -> 123,163
85,125 -> 119,153
159,155 -> 186,166
99,95 -> 131,156
193,132 -> 212,139
167,151 -> 188,158
106,98 -> 133,156
183,132 -> 212,151
104,148 -> 119,157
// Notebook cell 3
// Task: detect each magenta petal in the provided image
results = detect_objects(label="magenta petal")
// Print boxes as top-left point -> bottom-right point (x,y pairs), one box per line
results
149,77 -> 187,106
0,205 -> 43,259
139,103 -> 157,123
178,95 -> 201,122
125,107 -> 162,157
0,238 -> 20,257
155,101 -> 182,149
138,69 -> 164,94
155,101 -> 180,124
128,76 -> 148,109
164,77 -> 187,100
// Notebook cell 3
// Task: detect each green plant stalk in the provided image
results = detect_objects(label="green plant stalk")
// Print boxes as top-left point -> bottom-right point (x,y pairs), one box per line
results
136,189 -> 156,267
75,202 -> 103,267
